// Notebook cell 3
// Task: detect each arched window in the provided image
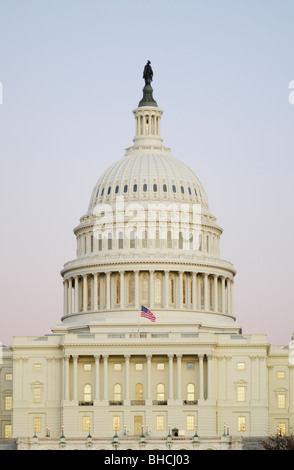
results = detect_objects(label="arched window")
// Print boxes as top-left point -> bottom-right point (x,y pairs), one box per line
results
114,383 -> 122,402
118,231 -> 124,249
115,185 -> 119,194
154,276 -> 162,305
163,184 -> 167,192
135,383 -> 143,402
155,230 -> 160,248
187,383 -> 195,401
133,183 -> 138,192
130,231 -> 136,249
108,233 -> 112,250
200,276 -> 205,309
124,184 -> 128,193
84,384 -> 92,402
157,383 -> 165,402
167,231 -> 172,248
99,234 -> 102,251
179,232 -> 183,249
143,183 -> 147,192
142,230 -> 148,249
87,278 -> 92,310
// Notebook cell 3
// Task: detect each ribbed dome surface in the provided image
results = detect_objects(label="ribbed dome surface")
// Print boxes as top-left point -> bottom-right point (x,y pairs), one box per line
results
88,151 -> 209,211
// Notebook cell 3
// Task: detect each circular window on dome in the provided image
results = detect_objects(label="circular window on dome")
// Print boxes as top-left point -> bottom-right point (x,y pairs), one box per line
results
115,185 -> 119,194
143,183 -> 147,192
163,184 -> 167,192
181,186 -> 185,194
172,185 -> 176,193
124,184 -> 128,193
133,184 -> 137,192
153,183 -> 157,192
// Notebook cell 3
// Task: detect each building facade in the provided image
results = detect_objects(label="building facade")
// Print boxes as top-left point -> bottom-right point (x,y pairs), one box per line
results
1,65 -> 293,450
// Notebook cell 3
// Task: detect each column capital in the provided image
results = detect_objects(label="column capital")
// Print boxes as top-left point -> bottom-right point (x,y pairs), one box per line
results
103,354 -> 109,360
146,354 -> 152,360
124,354 -> 130,360
176,354 -> 182,359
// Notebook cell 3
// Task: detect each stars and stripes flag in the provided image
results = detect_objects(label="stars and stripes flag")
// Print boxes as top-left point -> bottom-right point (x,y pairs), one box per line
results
141,305 -> 156,322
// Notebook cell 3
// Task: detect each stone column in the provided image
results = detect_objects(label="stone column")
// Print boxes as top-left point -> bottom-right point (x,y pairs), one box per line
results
94,355 -> 100,402
73,355 -> 78,402
179,271 -> 183,309
214,275 -> 218,312
68,278 -> 72,315
135,271 -> 139,309
198,354 -> 204,401
93,273 -> 98,311
221,277 -> 226,313
120,271 -> 125,309
124,354 -> 130,405
74,276 -> 79,313
83,275 -> 88,312
63,355 -> 70,402
164,270 -> 169,308
168,354 -> 174,402
177,354 -> 182,402
103,355 -> 109,402
227,279 -> 231,315
207,355 -> 213,401
106,272 -> 111,310
149,270 -> 154,309
146,354 -> 152,405
204,273 -> 209,311
192,273 -> 197,310
63,280 -> 68,315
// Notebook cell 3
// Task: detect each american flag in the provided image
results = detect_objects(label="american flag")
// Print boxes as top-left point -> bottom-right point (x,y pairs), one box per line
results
141,305 -> 156,322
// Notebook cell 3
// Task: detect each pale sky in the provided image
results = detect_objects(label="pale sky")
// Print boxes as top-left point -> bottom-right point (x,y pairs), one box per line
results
0,0 -> 293,346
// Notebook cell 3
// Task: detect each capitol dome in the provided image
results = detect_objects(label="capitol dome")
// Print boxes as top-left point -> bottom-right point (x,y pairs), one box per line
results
60,64 -> 238,334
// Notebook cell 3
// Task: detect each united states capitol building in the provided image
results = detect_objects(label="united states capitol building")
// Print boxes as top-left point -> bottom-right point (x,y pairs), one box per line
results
1,63 -> 293,450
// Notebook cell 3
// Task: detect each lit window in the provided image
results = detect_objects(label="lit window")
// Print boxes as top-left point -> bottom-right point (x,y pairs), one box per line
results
84,384 -> 92,402
114,384 -> 122,401
33,388 -> 41,404
237,386 -> 245,402
237,362 -> 245,370
34,363 -> 42,371
278,394 -> 286,409
156,415 -> 164,431
136,364 -> 143,371
278,423 -> 286,436
113,416 -> 120,431
135,383 -> 143,401
33,417 -> 41,433
187,383 -> 195,401
82,416 -> 91,432
5,373 -> 12,381
84,364 -> 92,371
141,275 -> 149,305
4,424 -> 12,439
157,384 -> 165,401
186,415 -> 194,431
5,396 -> 12,410
113,363 -> 121,371
277,371 -> 285,379
157,363 -> 165,371
155,277 -> 162,304
238,416 -> 246,432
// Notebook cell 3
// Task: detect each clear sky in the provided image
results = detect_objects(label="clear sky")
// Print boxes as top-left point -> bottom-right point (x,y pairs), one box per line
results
0,0 -> 293,347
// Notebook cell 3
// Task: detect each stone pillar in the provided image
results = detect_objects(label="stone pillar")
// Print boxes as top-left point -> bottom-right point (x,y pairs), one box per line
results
120,271 -> 125,309
74,276 -> 79,313
149,270 -> 154,309
192,273 -> 197,310
221,277 -> 226,313
93,273 -> 98,311
177,354 -> 182,402
214,275 -> 218,312
168,354 -> 174,402
227,279 -> 231,315
63,280 -> 68,315
207,355 -> 213,401
94,355 -> 100,402
73,355 -> 78,402
83,275 -> 88,312
146,354 -> 152,405
124,354 -> 130,405
103,355 -> 108,402
63,355 -> 70,402
204,273 -> 209,311
106,272 -> 111,310
164,270 -> 169,308
135,271 -> 139,309
198,354 -> 204,401
179,271 -> 183,309
68,278 -> 72,315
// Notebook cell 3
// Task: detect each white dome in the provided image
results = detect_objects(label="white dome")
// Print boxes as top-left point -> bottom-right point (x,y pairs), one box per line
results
88,150 -> 209,212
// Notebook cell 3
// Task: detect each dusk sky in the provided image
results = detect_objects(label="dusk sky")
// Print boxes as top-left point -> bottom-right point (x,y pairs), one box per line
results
0,0 -> 293,347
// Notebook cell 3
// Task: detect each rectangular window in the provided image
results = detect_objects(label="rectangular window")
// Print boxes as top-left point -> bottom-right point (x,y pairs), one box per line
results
113,416 -> 120,431
238,416 -> 246,432
114,363 -> 122,371
278,423 -> 286,436
4,424 -> 12,439
33,387 -> 42,404
187,362 -> 195,370
33,417 -> 41,433
278,394 -> 286,409
186,415 -> 195,431
277,371 -> 285,379
5,373 -> 12,381
34,363 -> 42,371
5,396 -> 12,411
135,363 -> 143,371
157,363 -> 165,371
82,416 -> 91,432
156,415 -> 164,431
237,386 -> 245,402
84,363 -> 92,371
237,362 -> 245,370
